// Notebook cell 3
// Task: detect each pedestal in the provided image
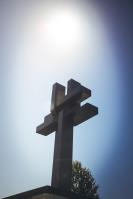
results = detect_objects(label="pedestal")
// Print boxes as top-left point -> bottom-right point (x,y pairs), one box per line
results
3,186 -> 86,199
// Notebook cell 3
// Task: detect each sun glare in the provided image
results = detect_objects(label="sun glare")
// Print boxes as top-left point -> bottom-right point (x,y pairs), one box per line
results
44,9 -> 82,52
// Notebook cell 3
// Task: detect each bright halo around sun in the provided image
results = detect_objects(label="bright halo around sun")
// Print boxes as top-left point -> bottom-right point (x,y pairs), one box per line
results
44,9 -> 82,53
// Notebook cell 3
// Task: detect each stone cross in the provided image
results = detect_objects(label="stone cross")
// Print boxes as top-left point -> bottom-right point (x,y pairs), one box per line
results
36,79 -> 98,192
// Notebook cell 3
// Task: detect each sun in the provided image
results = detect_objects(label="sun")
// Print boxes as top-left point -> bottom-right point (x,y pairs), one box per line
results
44,9 -> 82,51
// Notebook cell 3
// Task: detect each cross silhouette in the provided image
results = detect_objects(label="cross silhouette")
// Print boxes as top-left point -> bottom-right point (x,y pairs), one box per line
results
36,79 -> 98,191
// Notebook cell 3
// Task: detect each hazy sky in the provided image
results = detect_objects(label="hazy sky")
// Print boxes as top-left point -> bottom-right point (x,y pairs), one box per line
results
0,1 -> 132,199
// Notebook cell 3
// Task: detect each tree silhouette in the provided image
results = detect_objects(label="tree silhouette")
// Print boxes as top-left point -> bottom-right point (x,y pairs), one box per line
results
71,161 -> 100,199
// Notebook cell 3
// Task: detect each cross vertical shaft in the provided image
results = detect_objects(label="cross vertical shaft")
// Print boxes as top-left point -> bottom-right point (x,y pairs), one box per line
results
51,109 -> 73,190
52,80 -> 77,191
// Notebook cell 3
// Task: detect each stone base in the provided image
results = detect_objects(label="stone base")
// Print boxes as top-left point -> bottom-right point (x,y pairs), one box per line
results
3,186 -> 87,199
32,193 -> 67,199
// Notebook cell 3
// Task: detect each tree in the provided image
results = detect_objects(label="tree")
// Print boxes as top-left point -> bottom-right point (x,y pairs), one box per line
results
71,161 -> 100,199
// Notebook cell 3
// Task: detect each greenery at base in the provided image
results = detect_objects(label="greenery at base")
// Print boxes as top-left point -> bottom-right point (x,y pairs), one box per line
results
71,161 -> 100,199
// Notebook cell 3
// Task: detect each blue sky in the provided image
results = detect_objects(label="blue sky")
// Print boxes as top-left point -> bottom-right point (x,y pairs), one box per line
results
0,1 -> 132,198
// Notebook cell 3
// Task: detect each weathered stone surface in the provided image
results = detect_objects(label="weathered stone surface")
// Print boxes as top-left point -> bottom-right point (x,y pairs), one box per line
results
50,83 -> 65,113
36,79 -> 98,192
3,186 -> 88,199
51,109 -> 73,190
36,114 -> 57,136
32,193 -> 67,199
73,103 -> 98,126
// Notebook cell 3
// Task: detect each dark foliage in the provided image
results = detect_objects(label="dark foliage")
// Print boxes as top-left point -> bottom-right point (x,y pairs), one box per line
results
71,161 -> 100,199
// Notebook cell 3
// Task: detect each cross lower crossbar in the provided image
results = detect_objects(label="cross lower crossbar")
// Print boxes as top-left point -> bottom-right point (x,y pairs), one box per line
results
36,103 -> 98,136
36,114 -> 57,136
73,103 -> 98,126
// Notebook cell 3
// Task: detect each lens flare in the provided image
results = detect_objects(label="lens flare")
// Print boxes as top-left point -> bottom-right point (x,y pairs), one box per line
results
40,9 -> 82,53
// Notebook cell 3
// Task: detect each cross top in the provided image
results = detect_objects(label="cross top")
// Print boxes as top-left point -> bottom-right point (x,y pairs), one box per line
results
36,79 -> 98,191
